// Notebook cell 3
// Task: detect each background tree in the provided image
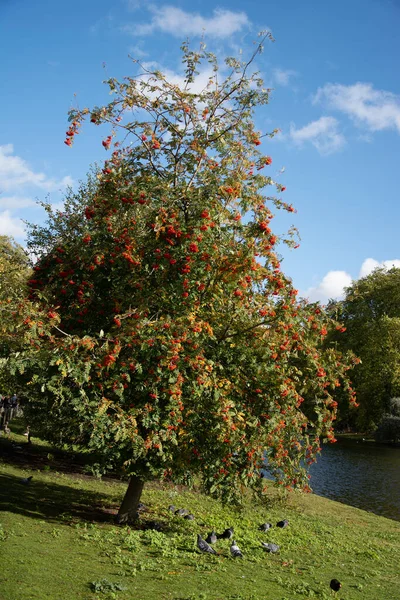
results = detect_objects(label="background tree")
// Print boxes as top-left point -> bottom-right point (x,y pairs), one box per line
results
328,267 -> 400,431
375,397 -> 400,443
10,39 -> 356,522
0,235 -> 31,394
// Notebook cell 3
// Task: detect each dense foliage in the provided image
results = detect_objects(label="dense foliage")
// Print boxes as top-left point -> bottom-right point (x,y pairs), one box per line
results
0,236 -> 31,393
9,40 -> 356,515
328,267 -> 400,431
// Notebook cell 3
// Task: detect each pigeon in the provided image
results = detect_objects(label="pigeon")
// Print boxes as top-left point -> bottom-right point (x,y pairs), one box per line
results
21,476 -> 33,485
168,504 -> 176,512
145,520 -> 163,531
137,502 -> 147,512
261,542 -> 280,553
175,508 -> 188,516
276,519 -> 289,528
230,540 -> 243,558
218,527 -> 234,539
258,522 -> 273,532
330,579 -> 342,593
184,514 -> 195,520
206,531 -> 217,544
197,534 -> 217,554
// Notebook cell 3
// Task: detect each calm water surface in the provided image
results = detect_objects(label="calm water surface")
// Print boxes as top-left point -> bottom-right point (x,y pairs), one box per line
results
308,438 -> 400,521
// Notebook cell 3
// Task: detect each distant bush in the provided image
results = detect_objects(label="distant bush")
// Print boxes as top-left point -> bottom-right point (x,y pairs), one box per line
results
375,415 -> 400,443
389,398 -> 400,417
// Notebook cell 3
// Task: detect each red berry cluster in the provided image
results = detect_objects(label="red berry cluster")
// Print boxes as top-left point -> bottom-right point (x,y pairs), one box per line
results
64,121 -> 79,146
102,136 -> 112,150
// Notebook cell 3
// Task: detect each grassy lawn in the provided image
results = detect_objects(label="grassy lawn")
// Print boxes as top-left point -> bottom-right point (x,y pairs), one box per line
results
1,425 -> 399,600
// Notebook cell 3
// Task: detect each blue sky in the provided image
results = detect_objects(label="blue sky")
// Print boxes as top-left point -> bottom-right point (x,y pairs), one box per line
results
1,0 -> 400,302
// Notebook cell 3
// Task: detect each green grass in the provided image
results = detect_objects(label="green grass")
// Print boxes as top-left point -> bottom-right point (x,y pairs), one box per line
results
1,427 -> 400,600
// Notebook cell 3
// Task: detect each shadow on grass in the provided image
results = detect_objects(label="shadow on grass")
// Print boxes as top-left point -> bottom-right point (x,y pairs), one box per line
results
0,417 -> 100,473
0,471 -> 121,525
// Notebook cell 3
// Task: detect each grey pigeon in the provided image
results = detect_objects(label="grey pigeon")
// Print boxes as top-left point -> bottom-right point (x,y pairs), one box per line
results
276,519 -> 289,528
261,542 -> 280,553
137,502 -> 147,512
230,540 -> 243,558
197,534 -> 216,554
21,476 -> 33,485
184,513 -> 195,520
175,508 -> 188,516
206,531 -> 217,544
258,522 -> 272,532
168,504 -> 176,512
218,526 -> 234,539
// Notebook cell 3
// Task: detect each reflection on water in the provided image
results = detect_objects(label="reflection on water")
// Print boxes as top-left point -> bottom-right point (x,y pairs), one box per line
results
308,438 -> 400,521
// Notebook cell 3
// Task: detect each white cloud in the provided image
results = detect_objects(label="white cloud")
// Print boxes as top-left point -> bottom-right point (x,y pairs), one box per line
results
313,82 -> 400,134
125,0 -> 142,10
359,258 -> 400,278
289,116 -> 345,155
89,14 -> 114,35
304,271 -> 353,303
273,68 -> 297,87
0,195 -> 35,209
303,258 -> 400,303
129,44 -> 148,59
124,5 -> 250,38
160,66 -> 217,95
0,211 -> 25,238
0,144 -> 73,192
128,62 -> 218,106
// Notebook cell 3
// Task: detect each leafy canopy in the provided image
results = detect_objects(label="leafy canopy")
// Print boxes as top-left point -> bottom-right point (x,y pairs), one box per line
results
11,39 -> 355,503
0,236 -> 31,392
328,267 -> 400,430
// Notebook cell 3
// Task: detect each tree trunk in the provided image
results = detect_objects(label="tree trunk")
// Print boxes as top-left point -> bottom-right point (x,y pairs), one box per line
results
116,475 -> 145,524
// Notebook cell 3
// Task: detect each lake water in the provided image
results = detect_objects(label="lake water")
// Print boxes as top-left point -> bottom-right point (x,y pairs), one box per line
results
263,437 -> 400,521
308,437 -> 400,521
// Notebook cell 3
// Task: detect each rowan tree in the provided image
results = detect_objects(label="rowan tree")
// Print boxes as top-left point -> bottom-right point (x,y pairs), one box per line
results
11,39 -> 356,522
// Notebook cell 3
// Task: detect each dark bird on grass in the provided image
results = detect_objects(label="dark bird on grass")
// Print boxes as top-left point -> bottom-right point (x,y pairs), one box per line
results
230,540 -> 243,558
258,522 -> 272,532
330,579 -> 342,594
168,504 -> 176,512
145,520 -> 163,531
184,514 -> 195,520
175,508 -> 188,516
197,534 -> 217,554
206,531 -> 217,544
276,519 -> 289,528
261,542 -> 280,553
20,476 -> 33,485
137,502 -> 147,512
218,527 -> 234,539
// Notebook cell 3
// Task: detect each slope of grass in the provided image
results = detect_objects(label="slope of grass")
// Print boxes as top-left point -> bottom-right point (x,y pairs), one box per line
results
1,428 -> 399,600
